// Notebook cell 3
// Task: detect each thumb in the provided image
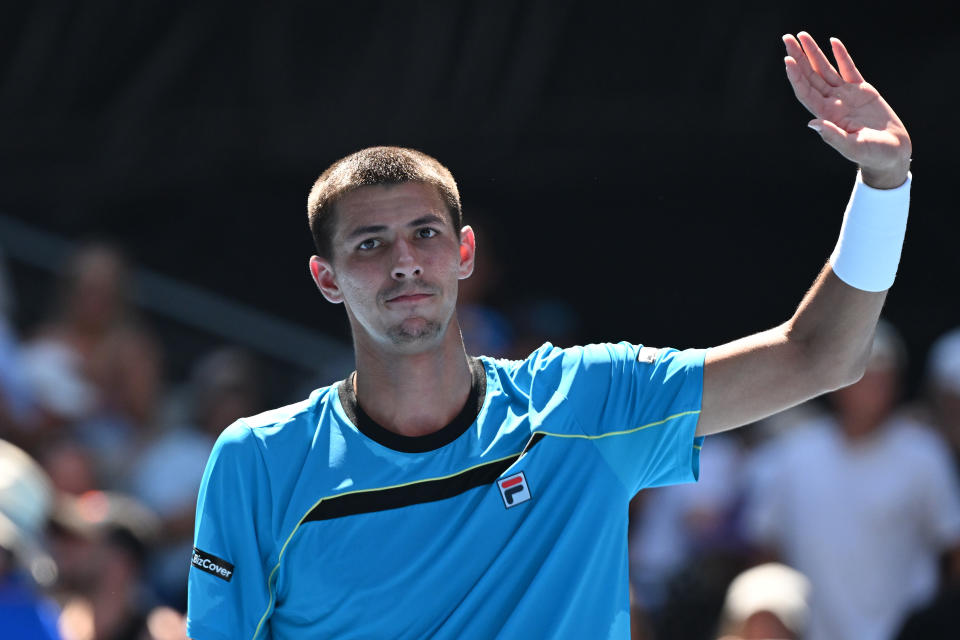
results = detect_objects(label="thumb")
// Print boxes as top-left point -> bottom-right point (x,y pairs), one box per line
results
808,118 -> 851,153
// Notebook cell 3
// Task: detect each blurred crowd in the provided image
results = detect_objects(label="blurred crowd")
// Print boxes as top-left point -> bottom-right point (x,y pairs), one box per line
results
1,243 -> 265,639
2,240 -> 959,639
627,322 -> 960,640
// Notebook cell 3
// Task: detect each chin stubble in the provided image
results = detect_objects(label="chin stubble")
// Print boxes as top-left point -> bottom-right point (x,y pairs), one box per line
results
387,320 -> 443,344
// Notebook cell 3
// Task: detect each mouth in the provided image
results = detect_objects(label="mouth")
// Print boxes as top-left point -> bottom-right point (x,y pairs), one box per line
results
385,292 -> 434,304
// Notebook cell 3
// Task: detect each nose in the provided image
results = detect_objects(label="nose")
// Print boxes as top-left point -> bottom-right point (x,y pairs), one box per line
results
391,239 -> 423,280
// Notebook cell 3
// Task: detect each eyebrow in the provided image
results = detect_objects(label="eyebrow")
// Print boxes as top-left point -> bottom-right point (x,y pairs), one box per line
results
345,214 -> 447,240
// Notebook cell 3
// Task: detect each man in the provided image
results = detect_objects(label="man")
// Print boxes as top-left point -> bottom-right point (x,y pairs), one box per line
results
187,32 -> 912,639
743,323 -> 960,640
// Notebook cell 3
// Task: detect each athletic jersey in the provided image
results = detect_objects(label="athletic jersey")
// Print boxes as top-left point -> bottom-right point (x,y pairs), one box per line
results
187,341 -> 705,639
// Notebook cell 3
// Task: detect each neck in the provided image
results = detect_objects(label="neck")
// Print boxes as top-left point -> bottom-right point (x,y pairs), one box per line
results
352,320 -> 472,437
839,412 -> 886,442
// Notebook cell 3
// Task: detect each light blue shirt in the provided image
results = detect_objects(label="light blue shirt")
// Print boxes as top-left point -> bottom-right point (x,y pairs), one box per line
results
188,342 -> 704,639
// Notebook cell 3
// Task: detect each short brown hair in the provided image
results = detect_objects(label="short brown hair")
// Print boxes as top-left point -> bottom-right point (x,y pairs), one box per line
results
307,146 -> 462,258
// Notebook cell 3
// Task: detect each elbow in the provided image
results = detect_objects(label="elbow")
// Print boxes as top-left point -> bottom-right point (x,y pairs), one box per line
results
829,358 -> 867,391
786,318 -> 876,394
808,343 -> 870,393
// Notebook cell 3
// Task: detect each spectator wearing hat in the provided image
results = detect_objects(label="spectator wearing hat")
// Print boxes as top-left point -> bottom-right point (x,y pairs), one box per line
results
715,563 -> 810,640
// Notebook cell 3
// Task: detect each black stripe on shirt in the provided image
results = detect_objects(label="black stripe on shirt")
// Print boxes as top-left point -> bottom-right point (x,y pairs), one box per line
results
303,434 -> 543,522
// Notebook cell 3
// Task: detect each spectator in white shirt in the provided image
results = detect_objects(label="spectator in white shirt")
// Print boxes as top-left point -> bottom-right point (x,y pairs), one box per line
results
743,322 -> 960,640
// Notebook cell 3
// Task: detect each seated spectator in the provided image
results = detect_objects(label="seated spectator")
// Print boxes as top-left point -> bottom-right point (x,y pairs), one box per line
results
41,439 -> 101,496
743,321 -> 960,640
23,242 -> 162,487
55,491 -> 160,640
130,347 -> 262,608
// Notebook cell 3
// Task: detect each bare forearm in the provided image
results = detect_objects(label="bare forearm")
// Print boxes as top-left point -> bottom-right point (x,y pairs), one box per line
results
784,264 -> 887,389
698,171 -> 910,438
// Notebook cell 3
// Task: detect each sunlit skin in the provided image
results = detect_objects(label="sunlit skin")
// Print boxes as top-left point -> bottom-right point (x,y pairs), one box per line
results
739,610 -> 796,639
310,182 -> 477,437
717,611 -> 797,640
696,32 -> 911,437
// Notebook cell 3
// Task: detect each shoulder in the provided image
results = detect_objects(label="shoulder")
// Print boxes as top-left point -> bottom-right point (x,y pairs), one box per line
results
243,384 -> 337,430
197,384 -> 348,534
240,383 -> 341,437
481,342 -> 703,422
209,384 -> 341,468
483,341 -> 698,384
479,342 -> 562,375
885,416 -> 954,464
477,342 -> 616,397
476,343 -> 562,399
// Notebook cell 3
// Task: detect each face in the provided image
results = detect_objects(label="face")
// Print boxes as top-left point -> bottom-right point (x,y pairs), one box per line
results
309,182 -> 475,353
67,248 -> 125,330
739,611 -> 796,639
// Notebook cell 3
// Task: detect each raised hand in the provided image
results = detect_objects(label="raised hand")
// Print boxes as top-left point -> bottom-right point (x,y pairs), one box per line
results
783,32 -> 911,188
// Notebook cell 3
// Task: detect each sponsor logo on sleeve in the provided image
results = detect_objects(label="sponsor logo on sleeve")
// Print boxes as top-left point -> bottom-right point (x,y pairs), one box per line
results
637,346 -> 660,364
191,547 -> 235,582
498,471 -> 531,508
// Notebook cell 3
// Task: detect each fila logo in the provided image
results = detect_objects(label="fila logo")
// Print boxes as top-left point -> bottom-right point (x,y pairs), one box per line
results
498,472 -> 531,508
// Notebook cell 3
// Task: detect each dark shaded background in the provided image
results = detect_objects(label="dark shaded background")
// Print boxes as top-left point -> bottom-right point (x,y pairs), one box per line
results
1,1 -> 956,393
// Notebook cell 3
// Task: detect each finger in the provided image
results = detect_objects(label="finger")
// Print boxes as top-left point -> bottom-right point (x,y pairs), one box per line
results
783,34 -> 832,96
830,38 -> 865,84
797,31 -> 844,87
808,118 -> 854,158
784,56 -> 826,115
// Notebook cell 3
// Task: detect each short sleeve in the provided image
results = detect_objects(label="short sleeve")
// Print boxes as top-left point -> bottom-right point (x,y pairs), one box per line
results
187,421 -> 275,640
556,342 -> 705,494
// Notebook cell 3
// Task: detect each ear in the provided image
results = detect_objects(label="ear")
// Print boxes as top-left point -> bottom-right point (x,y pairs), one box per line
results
309,256 -> 344,304
457,225 -> 476,280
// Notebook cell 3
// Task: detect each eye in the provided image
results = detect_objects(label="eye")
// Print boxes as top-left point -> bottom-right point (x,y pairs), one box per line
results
357,238 -> 381,251
416,228 -> 439,239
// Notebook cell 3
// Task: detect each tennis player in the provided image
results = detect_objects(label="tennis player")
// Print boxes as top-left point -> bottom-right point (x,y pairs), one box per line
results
187,32 -> 911,639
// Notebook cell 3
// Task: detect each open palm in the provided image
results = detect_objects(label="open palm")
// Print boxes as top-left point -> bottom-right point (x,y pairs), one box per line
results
784,32 -> 911,188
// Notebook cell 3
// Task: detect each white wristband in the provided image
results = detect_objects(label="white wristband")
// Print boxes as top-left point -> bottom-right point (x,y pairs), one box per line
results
828,170 -> 911,292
